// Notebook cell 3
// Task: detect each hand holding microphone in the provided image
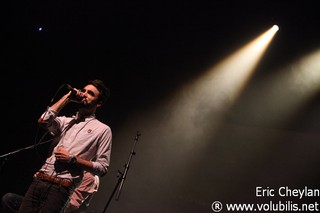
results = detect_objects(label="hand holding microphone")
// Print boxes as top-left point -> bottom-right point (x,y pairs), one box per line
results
66,84 -> 85,103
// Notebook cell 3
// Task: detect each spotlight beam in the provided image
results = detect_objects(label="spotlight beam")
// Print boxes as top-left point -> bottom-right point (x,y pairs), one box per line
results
166,25 -> 279,144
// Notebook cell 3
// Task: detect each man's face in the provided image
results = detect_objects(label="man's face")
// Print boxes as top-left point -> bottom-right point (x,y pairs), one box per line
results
80,84 -> 100,108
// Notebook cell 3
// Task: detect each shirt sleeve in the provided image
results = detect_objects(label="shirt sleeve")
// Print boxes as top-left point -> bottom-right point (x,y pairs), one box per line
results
39,108 -> 61,135
92,126 -> 112,177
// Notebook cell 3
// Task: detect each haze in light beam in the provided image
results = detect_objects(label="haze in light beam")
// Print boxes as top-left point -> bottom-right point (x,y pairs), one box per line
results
165,25 -> 279,144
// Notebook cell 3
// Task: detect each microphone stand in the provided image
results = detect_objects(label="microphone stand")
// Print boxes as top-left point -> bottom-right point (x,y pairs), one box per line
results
102,131 -> 141,213
1,86 -> 69,174
0,137 -> 53,174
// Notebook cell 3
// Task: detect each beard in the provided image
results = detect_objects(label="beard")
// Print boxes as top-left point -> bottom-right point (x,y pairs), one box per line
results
77,99 -> 98,111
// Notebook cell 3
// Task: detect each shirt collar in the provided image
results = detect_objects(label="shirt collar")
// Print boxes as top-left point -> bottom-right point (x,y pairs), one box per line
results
73,112 -> 96,121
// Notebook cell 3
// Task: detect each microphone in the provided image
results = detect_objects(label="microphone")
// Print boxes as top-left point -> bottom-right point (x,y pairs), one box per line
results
66,84 -> 84,103
66,84 -> 77,95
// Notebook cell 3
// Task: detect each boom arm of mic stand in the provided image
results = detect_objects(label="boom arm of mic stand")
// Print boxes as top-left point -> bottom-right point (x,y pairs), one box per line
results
102,131 -> 141,213
0,137 -> 53,175
0,139 -> 53,159
115,131 -> 141,200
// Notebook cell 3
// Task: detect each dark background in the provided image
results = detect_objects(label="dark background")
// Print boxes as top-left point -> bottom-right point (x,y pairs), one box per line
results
1,1 -> 319,212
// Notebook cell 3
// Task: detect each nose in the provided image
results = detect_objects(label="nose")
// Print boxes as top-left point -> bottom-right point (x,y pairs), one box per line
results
81,91 -> 87,98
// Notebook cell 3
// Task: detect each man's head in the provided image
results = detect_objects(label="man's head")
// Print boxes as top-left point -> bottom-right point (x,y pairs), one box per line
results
88,79 -> 110,106
77,79 -> 110,114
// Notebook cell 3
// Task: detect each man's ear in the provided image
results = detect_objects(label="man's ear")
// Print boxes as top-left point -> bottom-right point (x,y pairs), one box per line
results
97,102 -> 103,108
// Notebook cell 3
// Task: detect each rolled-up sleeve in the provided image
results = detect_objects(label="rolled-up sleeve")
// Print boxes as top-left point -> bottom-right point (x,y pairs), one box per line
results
39,108 -> 64,136
92,126 -> 112,177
